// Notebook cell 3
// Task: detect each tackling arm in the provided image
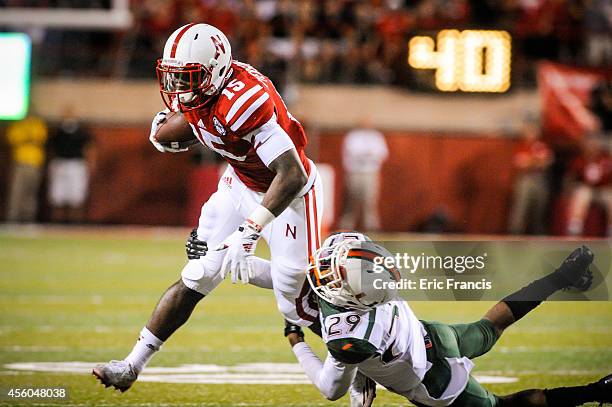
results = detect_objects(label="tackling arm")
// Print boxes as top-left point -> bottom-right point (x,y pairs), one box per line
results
287,333 -> 357,401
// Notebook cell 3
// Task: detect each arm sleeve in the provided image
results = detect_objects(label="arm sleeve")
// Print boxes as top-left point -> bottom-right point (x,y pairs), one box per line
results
292,342 -> 357,401
248,115 -> 296,168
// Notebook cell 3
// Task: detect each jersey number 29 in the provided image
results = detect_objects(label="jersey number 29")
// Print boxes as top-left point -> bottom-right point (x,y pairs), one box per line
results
327,314 -> 362,337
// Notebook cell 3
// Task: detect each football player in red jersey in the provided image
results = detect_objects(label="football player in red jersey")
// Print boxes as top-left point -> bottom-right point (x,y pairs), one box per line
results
93,23 -> 324,392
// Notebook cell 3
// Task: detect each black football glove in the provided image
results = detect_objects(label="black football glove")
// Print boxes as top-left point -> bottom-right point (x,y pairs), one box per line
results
284,320 -> 305,338
186,228 -> 208,260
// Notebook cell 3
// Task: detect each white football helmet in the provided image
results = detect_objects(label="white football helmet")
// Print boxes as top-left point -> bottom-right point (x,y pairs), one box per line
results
156,23 -> 232,112
307,232 -> 400,311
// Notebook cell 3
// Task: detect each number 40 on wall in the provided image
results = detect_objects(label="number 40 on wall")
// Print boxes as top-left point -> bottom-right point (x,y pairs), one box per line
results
408,30 -> 511,93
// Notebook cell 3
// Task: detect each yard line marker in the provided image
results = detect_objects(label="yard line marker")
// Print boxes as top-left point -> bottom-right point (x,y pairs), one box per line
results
4,362 -> 519,384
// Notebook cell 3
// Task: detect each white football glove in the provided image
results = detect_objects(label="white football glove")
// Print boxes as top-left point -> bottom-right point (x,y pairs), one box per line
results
217,220 -> 262,284
148,109 -> 189,153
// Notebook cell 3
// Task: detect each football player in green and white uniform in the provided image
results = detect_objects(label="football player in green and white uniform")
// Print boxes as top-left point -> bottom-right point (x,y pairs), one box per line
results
284,232 -> 611,406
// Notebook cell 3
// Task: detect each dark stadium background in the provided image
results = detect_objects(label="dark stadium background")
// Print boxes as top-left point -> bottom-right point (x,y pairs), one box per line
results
0,0 -> 609,236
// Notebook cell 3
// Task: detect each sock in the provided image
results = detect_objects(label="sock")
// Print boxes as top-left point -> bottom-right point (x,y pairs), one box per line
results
248,257 -> 273,289
544,383 -> 597,407
502,270 -> 567,321
124,327 -> 164,374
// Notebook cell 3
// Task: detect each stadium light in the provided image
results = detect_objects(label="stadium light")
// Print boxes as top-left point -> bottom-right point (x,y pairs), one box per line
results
0,33 -> 31,121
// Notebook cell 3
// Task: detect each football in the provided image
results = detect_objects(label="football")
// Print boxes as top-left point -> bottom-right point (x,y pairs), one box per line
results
154,111 -> 198,150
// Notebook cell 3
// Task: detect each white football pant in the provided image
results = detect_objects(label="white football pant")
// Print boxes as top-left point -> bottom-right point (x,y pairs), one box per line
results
181,164 -> 323,326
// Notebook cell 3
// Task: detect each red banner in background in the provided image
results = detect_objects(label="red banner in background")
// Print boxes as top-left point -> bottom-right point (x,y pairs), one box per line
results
538,62 -> 608,144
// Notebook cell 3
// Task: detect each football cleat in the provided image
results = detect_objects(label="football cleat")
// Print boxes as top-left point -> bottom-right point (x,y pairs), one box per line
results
593,373 -> 612,404
92,360 -> 137,392
349,371 -> 377,407
556,245 -> 594,291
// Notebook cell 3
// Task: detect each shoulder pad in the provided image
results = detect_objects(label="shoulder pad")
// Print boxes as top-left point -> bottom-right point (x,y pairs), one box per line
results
217,80 -> 274,136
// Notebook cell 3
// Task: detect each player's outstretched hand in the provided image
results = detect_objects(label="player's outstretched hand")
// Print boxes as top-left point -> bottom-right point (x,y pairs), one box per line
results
186,228 -> 208,260
284,320 -> 305,347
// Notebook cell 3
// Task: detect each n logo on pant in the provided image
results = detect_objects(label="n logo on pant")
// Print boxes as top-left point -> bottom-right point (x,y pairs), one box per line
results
286,224 -> 296,239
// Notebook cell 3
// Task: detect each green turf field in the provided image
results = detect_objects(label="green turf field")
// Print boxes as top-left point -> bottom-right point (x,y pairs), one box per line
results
0,228 -> 610,406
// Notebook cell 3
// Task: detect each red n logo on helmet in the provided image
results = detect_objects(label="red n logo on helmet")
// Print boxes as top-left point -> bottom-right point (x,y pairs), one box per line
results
211,35 -> 226,59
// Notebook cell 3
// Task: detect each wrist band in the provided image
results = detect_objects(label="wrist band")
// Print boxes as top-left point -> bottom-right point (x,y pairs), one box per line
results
248,205 -> 276,231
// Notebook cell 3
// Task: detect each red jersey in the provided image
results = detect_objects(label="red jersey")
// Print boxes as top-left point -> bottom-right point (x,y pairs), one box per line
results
184,61 -> 311,192
570,153 -> 612,187
513,140 -> 552,172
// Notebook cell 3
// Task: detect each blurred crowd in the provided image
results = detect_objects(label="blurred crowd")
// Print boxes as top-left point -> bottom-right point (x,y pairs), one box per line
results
4,109 -> 93,224
3,0 -> 611,88
1,0 -> 610,235
1,0 -> 111,7
507,117 -> 611,237
4,107 -> 610,236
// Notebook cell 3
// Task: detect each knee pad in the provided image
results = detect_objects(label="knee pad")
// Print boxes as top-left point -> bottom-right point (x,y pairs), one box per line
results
181,256 -> 223,296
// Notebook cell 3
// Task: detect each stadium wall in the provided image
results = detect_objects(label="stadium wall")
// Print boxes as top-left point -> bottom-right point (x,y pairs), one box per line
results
30,80 -> 539,133
2,81 -> 530,231
317,131 -> 517,233
0,126 -> 518,233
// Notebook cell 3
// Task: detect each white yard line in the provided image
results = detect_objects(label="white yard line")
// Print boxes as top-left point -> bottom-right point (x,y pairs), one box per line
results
0,345 -> 70,352
495,346 -> 612,353
476,369 -> 610,376
3,361 -> 520,385
7,362 -> 607,384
